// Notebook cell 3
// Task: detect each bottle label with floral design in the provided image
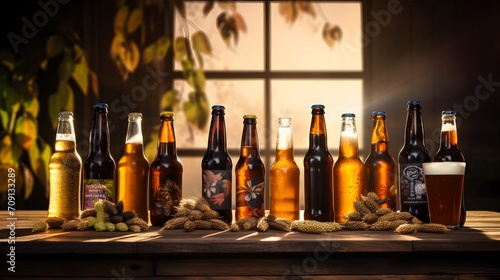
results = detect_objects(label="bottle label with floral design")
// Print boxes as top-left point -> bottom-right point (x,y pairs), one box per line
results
202,169 -> 232,210
237,177 -> 265,217
399,164 -> 427,205
83,179 -> 114,209
152,178 -> 182,217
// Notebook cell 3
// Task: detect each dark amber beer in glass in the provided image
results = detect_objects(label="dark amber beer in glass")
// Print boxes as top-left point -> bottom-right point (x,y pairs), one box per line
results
149,112 -> 183,226
304,105 -> 334,222
422,162 -> 465,229
117,113 -> 149,221
202,105 -> 232,224
270,117 -> 300,221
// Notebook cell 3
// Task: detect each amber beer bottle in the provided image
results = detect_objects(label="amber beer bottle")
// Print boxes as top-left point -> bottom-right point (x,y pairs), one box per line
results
117,113 -> 149,221
270,117 -> 300,221
202,105 -> 232,224
82,103 -> 116,210
434,110 -> 466,227
48,112 -> 82,219
304,105 -> 334,222
235,115 -> 265,220
334,113 -> 366,222
364,111 -> 397,210
398,101 -> 431,222
149,111 -> 183,226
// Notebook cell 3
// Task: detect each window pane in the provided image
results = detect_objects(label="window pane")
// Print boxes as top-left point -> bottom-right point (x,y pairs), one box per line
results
174,2 -> 264,71
271,2 -> 362,71
174,79 -> 265,149
271,79 -> 364,151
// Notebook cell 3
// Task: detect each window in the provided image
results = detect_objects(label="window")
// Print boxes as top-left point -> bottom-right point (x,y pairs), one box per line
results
171,1 -> 364,208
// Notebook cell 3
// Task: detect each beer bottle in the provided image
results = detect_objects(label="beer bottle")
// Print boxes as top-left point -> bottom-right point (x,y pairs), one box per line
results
364,111 -> 397,210
117,112 -> 149,221
202,105 -> 232,224
235,115 -> 265,220
334,113 -> 366,222
270,117 -> 300,221
304,105 -> 334,222
48,112 -> 82,219
82,103 -> 116,210
149,111 -> 183,226
434,110 -> 466,227
398,101 -> 431,222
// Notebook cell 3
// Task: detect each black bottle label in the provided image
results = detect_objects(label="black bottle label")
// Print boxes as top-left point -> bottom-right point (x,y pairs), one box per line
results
202,169 -> 231,210
399,164 -> 427,205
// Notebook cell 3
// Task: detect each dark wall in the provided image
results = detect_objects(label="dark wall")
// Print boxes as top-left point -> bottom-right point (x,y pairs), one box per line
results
364,0 -> 500,211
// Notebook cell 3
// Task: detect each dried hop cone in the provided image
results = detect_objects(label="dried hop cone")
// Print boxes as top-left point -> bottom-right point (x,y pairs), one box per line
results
45,217 -> 66,229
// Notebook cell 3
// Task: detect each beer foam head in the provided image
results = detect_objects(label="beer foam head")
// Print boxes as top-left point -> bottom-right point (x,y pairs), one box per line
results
441,123 -> 456,132
126,134 -> 143,144
422,162 -> 466,175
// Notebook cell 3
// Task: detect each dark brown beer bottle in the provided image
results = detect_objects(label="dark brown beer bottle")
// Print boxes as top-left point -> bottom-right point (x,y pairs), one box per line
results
304,105 -> 334,222
149,111 -> 183,226
398,101 -> 431,222
82,103 -> 116,210
48,111 -> 82,219
202,105 -> 232,224
270,117 -> 300,221
117,112 -> 149,221
434,110 -> 466,227
235,115 -> 265,220
365,111 -> 397,211
334,113 -> 366,222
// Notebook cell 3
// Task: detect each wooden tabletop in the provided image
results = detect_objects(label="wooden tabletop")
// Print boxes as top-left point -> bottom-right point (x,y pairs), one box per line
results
1,210 -> 500,279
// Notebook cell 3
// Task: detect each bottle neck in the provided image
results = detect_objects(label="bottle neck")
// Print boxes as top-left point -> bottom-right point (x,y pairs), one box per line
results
339,118 -> 359,158
371,117 -> 389,154
207,113 -> 228,152
309,113 -> 328,149
125,119 -> 144,145
158,119 -> 177,155
275,125 -> 294,160
89,111 -> 111,154
404,107 -> 425,145
240,122 -> 260,157
439,116 -> 459,149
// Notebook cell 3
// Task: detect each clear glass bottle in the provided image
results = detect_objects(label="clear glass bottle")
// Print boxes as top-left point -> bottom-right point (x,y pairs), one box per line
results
48,111 -> 82,219
202,105 -> 233,224
117,112 -> 149,221
270,117 -> 300,221
434,110 -> 466,227
304,105 -> 334,222
235,115 -> 265,220
149,111 -> 183,226
398,101 -> 431,222
82,103 -> 116,210
364,111 -> 397,210
334,113 -> 366,222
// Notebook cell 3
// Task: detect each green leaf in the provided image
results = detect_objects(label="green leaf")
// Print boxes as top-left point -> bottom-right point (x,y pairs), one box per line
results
183,91 -> 210,129
174,37 -> 187,62
127,8 -> 143,34
0,49 -> 15,71
58,82 -> 75,112
14,114 -> 37,150
24,96 -> 39,118
187,69 -> 206,92
0,109 -> 8,131
59,50 -> 76,82
160,89 -> 179,111
72,57 -> 89,95
37,139 -> 52,192
142,36 -> 170,65
46,34 -> 65,58
27,139 -> 40,177
192,31 -> 212,55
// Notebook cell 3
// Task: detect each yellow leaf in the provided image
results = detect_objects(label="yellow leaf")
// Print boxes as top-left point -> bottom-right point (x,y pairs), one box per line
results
192,31 -> 212,55
72,57 -> 89,95
14,115 -> 37,150
297,1 -> 316,17
46,35 -> 65,58
174,37 -> 187,62
110,33 -> 126,61
0,109 -> 9,131
142,36 -> 170,65
160,89 -> 179,111
120,41 -> 140,73
114,6 -> 129,34
24,97 -> 39,118
127,8 -> 143,34
0,134 -> 13,165
279,2 -> 298,24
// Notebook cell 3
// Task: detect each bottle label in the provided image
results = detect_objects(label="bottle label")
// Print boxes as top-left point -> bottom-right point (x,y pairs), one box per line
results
152,178 -> 181,217
83,179 -> 114,209
202,170 -> 231,210
237,177 -> 265,217
399,164 -> 427,205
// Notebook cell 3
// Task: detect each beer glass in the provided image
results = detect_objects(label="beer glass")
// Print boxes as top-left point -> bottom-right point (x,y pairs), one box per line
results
422,162 -> 466,229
